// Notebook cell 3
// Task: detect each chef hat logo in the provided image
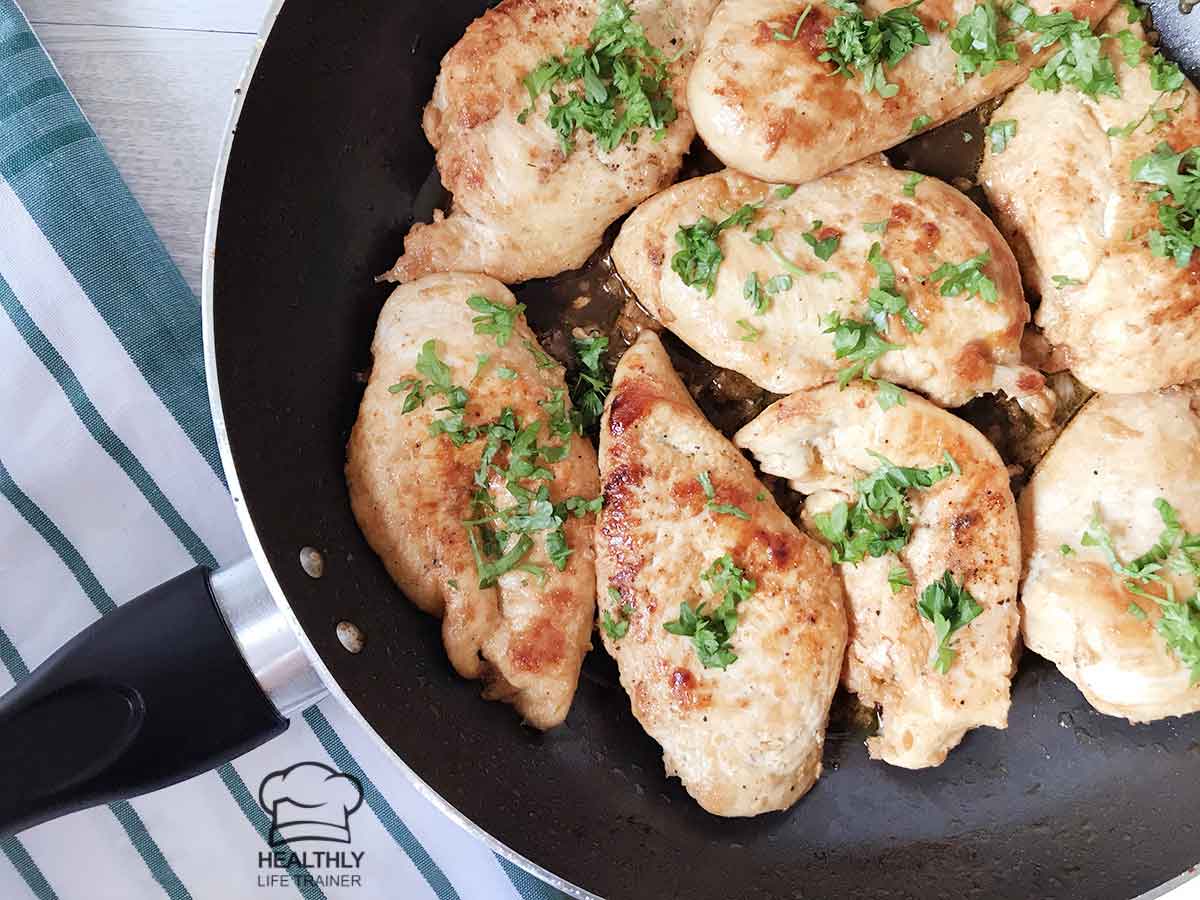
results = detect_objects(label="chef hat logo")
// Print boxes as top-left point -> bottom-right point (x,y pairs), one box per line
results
258,762 -> 364,846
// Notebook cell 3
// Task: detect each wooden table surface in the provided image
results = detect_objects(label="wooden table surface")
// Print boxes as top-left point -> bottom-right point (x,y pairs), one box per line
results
23,0 -> 273,296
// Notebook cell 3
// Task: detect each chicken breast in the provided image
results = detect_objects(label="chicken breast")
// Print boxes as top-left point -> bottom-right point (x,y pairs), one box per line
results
346,272 -> 599,729
688,0 -> 1117,185
380,0 -> 717,286
980,13 -> 1200,394
736,382 -> 1021,768
595,331 -> 847,815
612,160 -> 1052,415
1019,388 -> 1200,722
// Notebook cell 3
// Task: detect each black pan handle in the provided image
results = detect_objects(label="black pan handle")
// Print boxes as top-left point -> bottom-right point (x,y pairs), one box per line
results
0,567 -> 289,837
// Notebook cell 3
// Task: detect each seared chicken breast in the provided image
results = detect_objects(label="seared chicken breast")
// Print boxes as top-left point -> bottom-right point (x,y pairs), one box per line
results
346,273 -> 598,729
381,0 -> 717,286
736,383 -> 1020,768
688,0 -> 1117,184
612,160 -> 1052,416
980,13 -> 1200,394
1020,389 -> 1200,721
595,331 -> 847,815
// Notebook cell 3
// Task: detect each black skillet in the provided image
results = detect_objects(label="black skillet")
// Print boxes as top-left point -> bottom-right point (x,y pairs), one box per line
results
3,1 -> 1200,898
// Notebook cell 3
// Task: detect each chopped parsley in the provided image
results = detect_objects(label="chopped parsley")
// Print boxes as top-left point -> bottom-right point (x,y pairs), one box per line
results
1060,543 -> 1075,556
863,219 -> 889,234
1112,28 -> 1145,67
519,0 -> 677,155
1150,53 -> 1186,93
736,319 -> 763,342
468,295 -> 524,346
744,272 -> 768,314
698,470 -> 752,518
918,571 -> 983,674
888,565 -> 913,593
496,366 -> 518,380
909,114 -> 933,133
764,273 -> 793,294
867,242 -> 924,333
752,227 -> 775,244
776,184 -> 798,199
523,339 -> 559,370
570,333 -> 611,433
802,221 -> 841,261
1130,141 -> 1200,267
601,587 -> 631,639
765,242 -> 810,277
1121,0 -> 1146,22
774,4 -> 813,40
948,1 -> 1018,81
663,555 -> 757,670
390,340 -> 477,445
821,312 -> 901,388
1081,499 -> 1200,680
1051,274 -> 1082,288
672,204 -> 757,295
819,0 -> 930,98
901,172 -> 925,197
1009,4 -> 1119,100
813,450 -> 959,563
927,251 -> 998,303
985,118 -> 1017,153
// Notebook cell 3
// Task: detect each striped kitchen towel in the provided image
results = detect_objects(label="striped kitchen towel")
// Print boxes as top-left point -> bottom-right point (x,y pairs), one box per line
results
0,2 -> 568,899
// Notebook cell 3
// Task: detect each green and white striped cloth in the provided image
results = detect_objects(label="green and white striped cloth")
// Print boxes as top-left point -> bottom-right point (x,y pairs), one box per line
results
0,3 -> 567,898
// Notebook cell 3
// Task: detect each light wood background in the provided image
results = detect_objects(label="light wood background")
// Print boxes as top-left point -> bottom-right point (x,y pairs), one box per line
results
23,0 -> 273,295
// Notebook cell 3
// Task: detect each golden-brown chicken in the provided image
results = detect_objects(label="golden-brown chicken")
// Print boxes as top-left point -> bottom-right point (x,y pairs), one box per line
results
611,160 -> 1053,416
688,0 -> 1117,185
381,0 -> 717,285
736,382 -> 1021,768
1020,388 -> 1200,722
595,331 -> 847,814
980,12 -> 1200,394
346,273 -> 598,728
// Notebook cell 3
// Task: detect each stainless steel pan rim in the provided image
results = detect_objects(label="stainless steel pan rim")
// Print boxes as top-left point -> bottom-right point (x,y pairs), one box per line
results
199,2 -> 594,896
196,3 -> 1199,899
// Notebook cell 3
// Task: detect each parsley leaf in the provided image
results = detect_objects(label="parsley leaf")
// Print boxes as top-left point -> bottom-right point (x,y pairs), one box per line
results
918,571 -> 983,673
867,242 -> 924,332
813,451 -> 959,564
948,1 -> 1018,80
910,114 -> 933,134
764,274 -> 793,294
1051,274 -> 1082,287
1121,0 -> 1146,22
467,295 -> 524,346
523,339 -> 559,370
774,4 -> 813,40
819,0 -> 930,98
744,272 -> 769,314
698,470 -> 752,518
927,251 -> 998,303
1130,141 -> 1200,267
1011,5 -> 1119,99
776,184 -> 798,199
821,312 -> 902,394
985,118 -> 1017,153
570,333 -> 611,433
901,172 -> 925,196
1149,53 -> 1185,93
1081,499 -> 1200,680
520,0 -> 677,156
663,555 -> 757,669
392,340 -> 478,445
802,220 -> 841,261
601,587 -> 631,639
736,318 -> 764,342
888,565 -> 913,593
863,219 -> 889,234
672,204 -> 758,295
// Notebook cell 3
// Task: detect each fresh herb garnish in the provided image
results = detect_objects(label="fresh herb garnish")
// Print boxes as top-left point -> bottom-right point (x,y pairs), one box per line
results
947,1 -> 1018,81
985,118 -> 1017,153
496,366 -> 518,380
744,272 -> 768,314
888,565 -> 913,593
1130,141 -> 1200,267
764,273 -> 793,294
1121,0 -> 1146,22
821,312 -> 902,396
802,220 -> 841,261
519,0 -> 677,156
1009,4 -> 1119,99
765,242 -> 810,277
663,555 -> 757,669
1060,543 -> 1075,556
523,339 -> 559,370
601,587 -> 631,639
1051,274 -> 1082,288
776,184 -> 797,199
819,0 -> 930,98
901,172 -> 925,197
867,242 -> 924,333
863,219 -> 889,234
736,319 -> 763,342
1111,28 -> 1145,66
773,4 -> 813,40
1081,499 -> 1200,680
927,251 -> 997,303
813,450 -> 958,564
910,114 -> 933,133
752,227 -> 775,244
918,571 -> 983,674
1149,53 -> 1185,93
468,295 -> 524,346
698,470 -> 752,518
570,334 -> 611,433
390,340 -> 478,445
672,204 -> 758,295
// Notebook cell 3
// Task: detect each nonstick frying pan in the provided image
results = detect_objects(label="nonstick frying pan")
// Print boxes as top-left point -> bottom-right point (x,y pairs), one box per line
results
3,1 -> 1200,898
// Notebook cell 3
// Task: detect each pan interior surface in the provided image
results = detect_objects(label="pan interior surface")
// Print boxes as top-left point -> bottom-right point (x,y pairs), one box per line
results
209,2 -> 1200,897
